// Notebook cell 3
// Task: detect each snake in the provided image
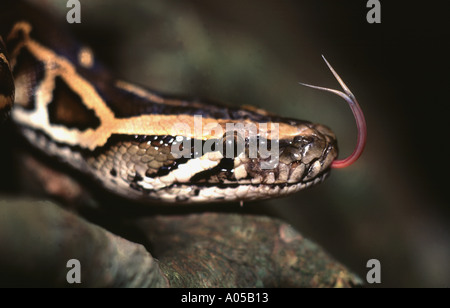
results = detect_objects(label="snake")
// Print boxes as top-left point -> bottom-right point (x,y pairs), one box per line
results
0,0 -> 366,205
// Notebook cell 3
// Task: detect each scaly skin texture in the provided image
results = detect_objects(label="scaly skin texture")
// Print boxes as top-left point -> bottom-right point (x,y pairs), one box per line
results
1,2 -> 338,204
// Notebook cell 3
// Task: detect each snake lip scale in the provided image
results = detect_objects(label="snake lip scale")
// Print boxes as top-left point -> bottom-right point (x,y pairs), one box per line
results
0,0 -> 366,204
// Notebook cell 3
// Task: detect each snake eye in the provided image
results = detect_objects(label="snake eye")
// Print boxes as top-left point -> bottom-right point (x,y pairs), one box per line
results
221,131 -> 245,158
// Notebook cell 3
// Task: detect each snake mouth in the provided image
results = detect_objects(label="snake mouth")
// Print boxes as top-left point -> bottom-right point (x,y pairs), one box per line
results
150,171 -> 331,203
237,125 -> 337,186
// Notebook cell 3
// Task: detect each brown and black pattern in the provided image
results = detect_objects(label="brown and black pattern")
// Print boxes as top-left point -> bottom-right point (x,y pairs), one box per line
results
11,47 -> 44,111
48,77 -> 100,131
1,0 -> 340,203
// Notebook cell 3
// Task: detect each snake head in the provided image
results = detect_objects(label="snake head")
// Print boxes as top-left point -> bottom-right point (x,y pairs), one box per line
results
6,18 -> 360,204
81,58 -> 363,204
143,56 -> 365,203
141,112 -> 340,202
148,56 -> 365,203
202,118 -> 339,201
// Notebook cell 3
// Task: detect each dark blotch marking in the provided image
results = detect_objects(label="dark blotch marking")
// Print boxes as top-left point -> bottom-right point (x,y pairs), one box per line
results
190,158 -> 234,183
48,77 -> 100,131
110,168 -> 117,177
12,48 -> 45,110
4,23 -> 26,53
134,172 -> 143,182
91,77 -> 311,127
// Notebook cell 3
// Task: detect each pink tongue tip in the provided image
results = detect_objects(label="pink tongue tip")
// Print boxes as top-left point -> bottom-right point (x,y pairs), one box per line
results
299,55 -> 366,169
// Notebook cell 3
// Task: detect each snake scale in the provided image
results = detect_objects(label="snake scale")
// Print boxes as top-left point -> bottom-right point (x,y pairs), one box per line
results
0,1 -> 366,205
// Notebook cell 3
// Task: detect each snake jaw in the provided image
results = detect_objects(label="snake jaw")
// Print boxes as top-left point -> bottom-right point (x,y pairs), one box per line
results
204,121 -> 339,202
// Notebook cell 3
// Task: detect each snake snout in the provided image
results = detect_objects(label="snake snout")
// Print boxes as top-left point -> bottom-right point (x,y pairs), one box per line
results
276,123 -> 338,185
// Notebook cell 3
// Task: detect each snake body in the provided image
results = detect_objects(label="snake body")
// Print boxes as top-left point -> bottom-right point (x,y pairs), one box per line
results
0,1 -> 346,204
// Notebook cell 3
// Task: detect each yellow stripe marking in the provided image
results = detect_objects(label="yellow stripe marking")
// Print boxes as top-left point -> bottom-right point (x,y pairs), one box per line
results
10,22 -> 302,151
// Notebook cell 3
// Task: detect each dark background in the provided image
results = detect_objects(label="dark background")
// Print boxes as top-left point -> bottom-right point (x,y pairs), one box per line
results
22,0 -> 450,287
